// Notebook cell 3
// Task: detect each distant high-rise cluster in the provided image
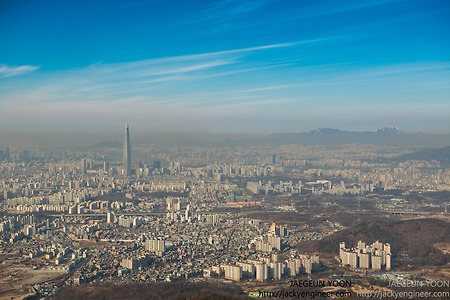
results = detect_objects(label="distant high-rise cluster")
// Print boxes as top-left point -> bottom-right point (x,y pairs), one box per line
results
340,241 -> 391,270
123,124 -> 131,176
217,254 -> 319,282
145,238 -> 166,256
255,235 -> 282,252
121,256 -> 150,270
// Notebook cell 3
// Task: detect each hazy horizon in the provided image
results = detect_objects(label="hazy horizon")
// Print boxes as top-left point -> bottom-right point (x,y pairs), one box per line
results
1,125 -> 450,149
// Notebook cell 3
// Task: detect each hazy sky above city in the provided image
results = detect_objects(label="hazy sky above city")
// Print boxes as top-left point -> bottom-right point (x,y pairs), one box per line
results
1,0 -> 449,134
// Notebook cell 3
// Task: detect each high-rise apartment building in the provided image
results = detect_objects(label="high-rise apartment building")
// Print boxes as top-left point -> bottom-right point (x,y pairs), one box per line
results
224,265 -> 242,281
145,238 -> 166,254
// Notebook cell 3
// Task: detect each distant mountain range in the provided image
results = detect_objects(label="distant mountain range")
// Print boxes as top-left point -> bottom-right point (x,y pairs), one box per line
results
264,126 -> 450,147
83,127 -> 449,149
306,126 -> 402,135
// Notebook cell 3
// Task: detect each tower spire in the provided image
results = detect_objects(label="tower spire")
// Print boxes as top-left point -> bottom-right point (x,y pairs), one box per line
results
123,124 -> 131,176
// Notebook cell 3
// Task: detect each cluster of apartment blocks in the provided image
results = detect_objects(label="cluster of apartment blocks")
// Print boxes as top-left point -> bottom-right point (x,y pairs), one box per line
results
249,222 -> 287,252
0,214 -> 36,232
189,164 -> 283,180
4,187 -> 112,212
2,178 -> 232,214
5,219 -> 90,275
0,214 -> 39,244
31,245 -> 87,273
106,212 -> 143,228
2,145 -> 450,199
210,254 -> 319,282
120,237 -> 165,270
247,180 -> 374,196
340,241 -> 391,270
302,164 -> 450,191
206,221 -> 318,282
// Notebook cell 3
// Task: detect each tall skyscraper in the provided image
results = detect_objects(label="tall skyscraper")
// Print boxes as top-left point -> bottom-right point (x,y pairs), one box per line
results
123,124 -> 131,175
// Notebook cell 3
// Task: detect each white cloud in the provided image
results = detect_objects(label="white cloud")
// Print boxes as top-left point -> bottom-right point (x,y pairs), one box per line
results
0,40 -> 316,104
136,60 -> 234,77
0,64 -> 40,78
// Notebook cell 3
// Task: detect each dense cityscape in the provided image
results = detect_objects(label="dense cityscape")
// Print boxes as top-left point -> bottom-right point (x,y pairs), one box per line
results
0,125 -> 448,299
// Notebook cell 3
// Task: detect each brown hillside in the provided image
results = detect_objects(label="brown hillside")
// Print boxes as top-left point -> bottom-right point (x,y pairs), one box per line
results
297,218 -> 450,267
51,281 -> 249,300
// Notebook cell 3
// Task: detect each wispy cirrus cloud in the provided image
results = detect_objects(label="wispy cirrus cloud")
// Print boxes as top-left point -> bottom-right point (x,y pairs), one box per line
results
136,60 -> 233,77
97,39 -> 318,69
0,64 -> 40,78
4,36 -> 448,133
4,42 -> 449,114
0,39 -> 317,104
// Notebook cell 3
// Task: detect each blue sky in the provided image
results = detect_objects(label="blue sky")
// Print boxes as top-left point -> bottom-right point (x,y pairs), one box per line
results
0,0 -> 449,134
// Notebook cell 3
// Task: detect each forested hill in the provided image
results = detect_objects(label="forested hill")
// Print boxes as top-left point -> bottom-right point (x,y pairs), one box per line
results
297,218 -> 449,266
